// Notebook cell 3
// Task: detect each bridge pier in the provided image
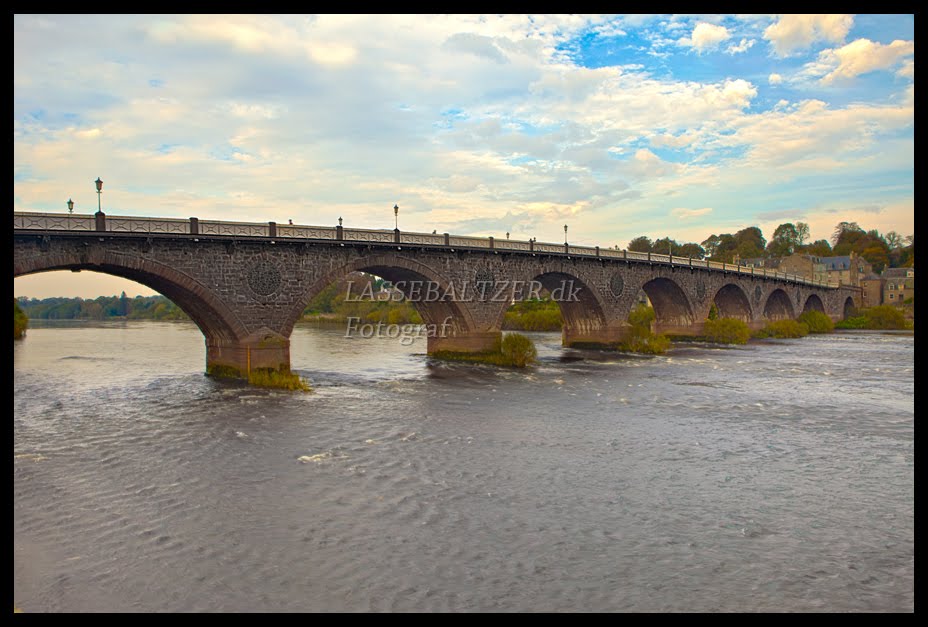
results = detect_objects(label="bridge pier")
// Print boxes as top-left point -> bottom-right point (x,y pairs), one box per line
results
562,324 -> 630,349
427,330 -> 502,354
205,329 -> 291,380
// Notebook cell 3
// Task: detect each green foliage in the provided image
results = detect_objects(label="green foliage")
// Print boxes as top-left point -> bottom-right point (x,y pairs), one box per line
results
206,364 -> 243,378
857,305 -> 906,329
627,236 -> 653,252
800,239 -> 834,257
707,303 -> 719,320
703,318 -> 752,344
753,319 -> 809,339
247,368 -> 312,391
834,316 -> 869,330
433,333 -> 538,368
14,299 -> 29,339
628,302 -> 656,328
503,298 -> 562,331
17,294 -> 188,321
301,272 -> 423,324
500,332 -> 538,367
622,328 -> 671,354
621,304 -> 670,354
797,310 -> 835,333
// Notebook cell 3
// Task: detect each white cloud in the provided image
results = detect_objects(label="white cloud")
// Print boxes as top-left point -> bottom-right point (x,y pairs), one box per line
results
12,14 -> 915,272
816,38 -> 915,84
727,38 -> 755,54
763,14 -> 854,57
671,207 -> 713,219
679,22 -> 731,52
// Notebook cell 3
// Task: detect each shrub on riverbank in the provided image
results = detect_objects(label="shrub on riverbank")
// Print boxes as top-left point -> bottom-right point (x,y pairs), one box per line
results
703,317 -> 751,344
753,319 -> 809,339
14,299 -> 29,339
798,310 -> 835,334
834,305 -> 908,330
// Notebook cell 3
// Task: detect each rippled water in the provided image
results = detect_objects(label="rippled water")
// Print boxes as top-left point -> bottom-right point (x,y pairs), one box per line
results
13,321 -> 914,612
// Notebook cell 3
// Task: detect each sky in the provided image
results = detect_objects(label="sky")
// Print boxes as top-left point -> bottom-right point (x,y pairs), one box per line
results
14,14 -> 914,298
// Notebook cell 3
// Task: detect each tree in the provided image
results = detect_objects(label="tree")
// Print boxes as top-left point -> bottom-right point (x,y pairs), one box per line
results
676,243 -> 706,259
710,234 -> 738,262
627,236 -> 653,253
860,246 -> 890,273
802,239 -> 833,257
769,223 -> 800,256
885,231 -> 904,250
733,226 -> 766,259
796,222 -> 810,246
832,221 -> 863,246
701,234 -> 721,258
652,237 -> 679,256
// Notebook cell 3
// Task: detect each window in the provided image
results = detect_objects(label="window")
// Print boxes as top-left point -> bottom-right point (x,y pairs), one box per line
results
888,283 -> 895,290
889,294 -> 894,300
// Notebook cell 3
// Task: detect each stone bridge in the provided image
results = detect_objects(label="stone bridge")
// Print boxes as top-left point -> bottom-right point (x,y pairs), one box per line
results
14,212 -> 861,379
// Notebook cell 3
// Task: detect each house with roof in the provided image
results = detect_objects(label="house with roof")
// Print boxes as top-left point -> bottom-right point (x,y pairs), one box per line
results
817,252 -> 873,287
859,272 -> 884,308
882,267 -> 915,306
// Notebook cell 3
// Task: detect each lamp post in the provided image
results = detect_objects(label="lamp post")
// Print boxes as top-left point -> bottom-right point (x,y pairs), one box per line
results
338,217 -> 343,226
95,177 -> 103,213
394,204 -> 399,230
67,198 -> 74,214
564,224 -> 568,245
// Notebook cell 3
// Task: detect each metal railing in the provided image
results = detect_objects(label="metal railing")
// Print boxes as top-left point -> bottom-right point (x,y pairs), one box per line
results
13,211 -> 841,289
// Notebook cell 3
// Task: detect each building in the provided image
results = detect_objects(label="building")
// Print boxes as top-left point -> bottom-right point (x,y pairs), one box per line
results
735,256 -> 782,270
859,272 -> 884,308
882,267 -> 915,306
818,252 -> 873,287
778,254 -> 829,284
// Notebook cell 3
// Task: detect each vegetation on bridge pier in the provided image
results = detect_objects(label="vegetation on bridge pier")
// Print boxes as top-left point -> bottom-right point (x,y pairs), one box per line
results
620,303 -> 671,354
14,299 -> 29,339
207,363 -> 312,392
432,332 -> 538,368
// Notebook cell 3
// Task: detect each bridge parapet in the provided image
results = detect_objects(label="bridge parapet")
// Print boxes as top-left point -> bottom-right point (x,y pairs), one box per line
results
13,211 -> 841,289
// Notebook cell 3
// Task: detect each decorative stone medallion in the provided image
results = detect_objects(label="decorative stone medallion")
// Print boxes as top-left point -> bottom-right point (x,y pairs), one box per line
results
247,260 -> 282,297
609,273 -> 624,297
474,267 -> 495,286
694,280 -> 707,302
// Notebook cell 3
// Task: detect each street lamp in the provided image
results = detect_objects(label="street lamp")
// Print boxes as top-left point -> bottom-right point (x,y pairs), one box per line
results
95,177 -> 103,213
394,204 -> 399,230
67,198 -> 74,214
338,216 -> 343,226
564,224 -> 568,245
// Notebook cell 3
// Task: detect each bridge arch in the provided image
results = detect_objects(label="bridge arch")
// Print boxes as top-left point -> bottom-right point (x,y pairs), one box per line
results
640,277 -> 694,328
763,288 -> 795,320
843,296 -> 857,319
288,254 -> 479,340
712,283 -> 753,321
802,293 -> 825,314
14,250 -> 248,344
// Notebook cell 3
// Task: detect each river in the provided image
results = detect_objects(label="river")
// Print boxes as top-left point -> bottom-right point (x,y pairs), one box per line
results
13,320 -> 914,612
